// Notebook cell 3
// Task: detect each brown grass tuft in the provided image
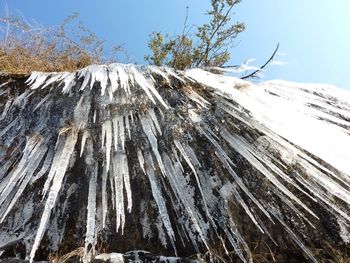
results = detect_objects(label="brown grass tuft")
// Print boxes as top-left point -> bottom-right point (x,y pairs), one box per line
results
0,13 -> 125,75
48,247 -> 84,263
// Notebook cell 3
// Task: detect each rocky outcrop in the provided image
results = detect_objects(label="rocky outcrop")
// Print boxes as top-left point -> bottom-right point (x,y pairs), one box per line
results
0,65 -> 349,262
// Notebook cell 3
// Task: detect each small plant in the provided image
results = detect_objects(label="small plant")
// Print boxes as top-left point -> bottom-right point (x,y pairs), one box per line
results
145,0 -> 245,70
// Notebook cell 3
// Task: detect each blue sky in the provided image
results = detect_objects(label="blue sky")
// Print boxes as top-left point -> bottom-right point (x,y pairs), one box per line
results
1,0 -> 350,90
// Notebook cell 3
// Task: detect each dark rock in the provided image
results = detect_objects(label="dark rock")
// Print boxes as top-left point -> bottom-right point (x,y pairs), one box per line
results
0,65 -> 349,262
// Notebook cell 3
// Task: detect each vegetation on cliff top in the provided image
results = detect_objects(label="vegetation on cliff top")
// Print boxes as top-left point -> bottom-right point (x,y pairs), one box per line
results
0,0 -> 244,74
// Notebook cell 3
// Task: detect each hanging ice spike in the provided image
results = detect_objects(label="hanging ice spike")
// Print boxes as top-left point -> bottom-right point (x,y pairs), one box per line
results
0,64 -> 349,262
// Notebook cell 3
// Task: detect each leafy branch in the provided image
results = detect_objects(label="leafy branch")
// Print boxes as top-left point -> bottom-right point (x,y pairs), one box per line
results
145,0 -> 245,70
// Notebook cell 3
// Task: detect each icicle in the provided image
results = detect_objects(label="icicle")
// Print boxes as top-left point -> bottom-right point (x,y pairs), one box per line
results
173,140 -> 217,227
143,151 -> 177,252
140,114 -> 166,176
29,73 -> 49,90
125,115 -> 131,140
79,68 -> 91,91
61,73 -> 76,94
112,117 -> 119,150
109,64 -> 130,95
41,72 -> 67,89
90,65 -> 108,92
2,63 -> 350,263
220,181 -> 264,233
0,139 -> 48,222
121,152 -> 132,212
137,150 -> 146,174
163,67 -> 186,83
116,151 -> 132,213
147,65 -> 170,83
293,170 -> 350,222
162,152 -> 210,251
93,110 -> 97,123
119,117 -> 125,151
0,118 -> 18,138
223,98 -> 350,190
80,130 -> 89,157
33,94 -> 51,112
186,207 -> 211,251
102,166 -> 108,228
0,99 -> 12,121
149,108 -> 162,135
0,135 -> 42,207
108,65 -> 120,94
83,140 -> 98,262
220,128 -> 318,219
130,111 -> 134,124
74,94 -> 91,130
269,208 -> 318,263
183,85 -> 210,108
0,81 -> 10,90
97,67 -> 108,96
298,158 -> 350,205
130,67 -> 169,108
271,188 -> 315,228
186,68 -> 350,175
112,152 -> 125,233
42,133 -> 66,198
112,150 -> 132,230
109,170 -> 116,210
102,120 -> 112,172
13,89 -> 31,106
26,72 -> 42,86
197,124 -> 273,222
29,129 -> 78,263
224,226 -> 253,263
112,116 -> 125,151
30,150 -> 54,184
173,141 -> 197,176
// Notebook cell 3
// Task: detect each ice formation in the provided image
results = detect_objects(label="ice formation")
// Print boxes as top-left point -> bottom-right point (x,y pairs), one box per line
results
0,64 -> 349,262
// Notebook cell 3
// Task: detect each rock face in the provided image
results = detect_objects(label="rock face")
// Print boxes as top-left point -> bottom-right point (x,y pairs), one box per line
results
0,64 -> 349,263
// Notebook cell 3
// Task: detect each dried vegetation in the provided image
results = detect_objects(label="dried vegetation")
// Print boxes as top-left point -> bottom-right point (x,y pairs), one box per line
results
0,13 -> 124,75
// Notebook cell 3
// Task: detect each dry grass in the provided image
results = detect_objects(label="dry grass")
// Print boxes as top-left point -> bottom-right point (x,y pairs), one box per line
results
0,13 -> 125,75
48,247 -> 84,263
323,243 -> 350,263
0,43 -> 96,74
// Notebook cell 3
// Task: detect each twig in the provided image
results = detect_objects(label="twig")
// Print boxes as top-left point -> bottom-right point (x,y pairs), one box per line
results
195,3 -> 235,67
172,6 -> 189,68
2,0 -> 10,43
240,43 -> 280,80
182,6 -> 189,37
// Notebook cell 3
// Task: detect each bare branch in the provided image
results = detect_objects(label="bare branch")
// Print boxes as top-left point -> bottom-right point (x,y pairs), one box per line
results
2,0 -> 10,43
240,43 -> 280,80
172,6 -> 189,68
181,6 -> 189,37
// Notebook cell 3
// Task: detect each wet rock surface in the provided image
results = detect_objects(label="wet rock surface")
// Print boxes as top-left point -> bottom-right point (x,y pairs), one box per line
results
0,65 -> 349,262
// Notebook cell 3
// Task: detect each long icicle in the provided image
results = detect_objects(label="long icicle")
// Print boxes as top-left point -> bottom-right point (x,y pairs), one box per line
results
29,129 -> 78,263
83,139 -> 98,262
143,150 -> 177,254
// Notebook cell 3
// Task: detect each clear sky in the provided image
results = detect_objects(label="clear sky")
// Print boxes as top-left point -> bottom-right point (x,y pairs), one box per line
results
1,0 -> 350,90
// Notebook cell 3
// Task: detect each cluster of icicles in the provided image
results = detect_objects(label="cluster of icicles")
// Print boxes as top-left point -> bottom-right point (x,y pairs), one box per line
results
0,63 -> 350,262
